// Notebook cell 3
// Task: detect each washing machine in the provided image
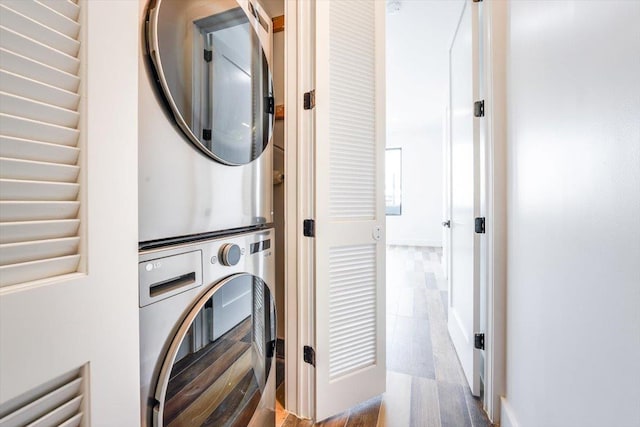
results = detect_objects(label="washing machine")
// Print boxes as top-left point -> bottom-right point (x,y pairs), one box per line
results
139,228 -> 276,427
139,0 -> 274,246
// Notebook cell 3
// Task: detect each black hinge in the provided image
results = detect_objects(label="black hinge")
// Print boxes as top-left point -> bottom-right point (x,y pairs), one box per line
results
474,100 -> 485,117
303,90 -> 315,110
202,129 -> 212,141
475,217 -> 485,234
474,333 -> 485,350
303,219 -> 315,237
265,96 -> 275,114
204,49 -> 212,62
303,345 -> 316,366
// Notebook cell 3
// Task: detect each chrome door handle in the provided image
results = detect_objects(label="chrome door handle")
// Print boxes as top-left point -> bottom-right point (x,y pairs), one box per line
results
442,220 -> 451,228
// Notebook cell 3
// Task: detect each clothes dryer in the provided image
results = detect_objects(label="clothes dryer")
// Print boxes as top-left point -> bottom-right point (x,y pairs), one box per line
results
139,228 -> 276,426
139,0 -> 274,246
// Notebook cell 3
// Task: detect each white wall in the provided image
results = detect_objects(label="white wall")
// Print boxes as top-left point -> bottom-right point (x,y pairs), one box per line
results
385,1 -> 463,247
503,1 -> 640,426
386,126 -> 444,247
0,2 -> 140,425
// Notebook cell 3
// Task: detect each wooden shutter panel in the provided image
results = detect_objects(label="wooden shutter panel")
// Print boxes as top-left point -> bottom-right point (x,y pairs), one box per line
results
0,0 -> 82,288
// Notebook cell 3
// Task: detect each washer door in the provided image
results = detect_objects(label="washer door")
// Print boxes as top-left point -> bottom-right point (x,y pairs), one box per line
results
153,274 -> 275,426
147,0 -> 273,165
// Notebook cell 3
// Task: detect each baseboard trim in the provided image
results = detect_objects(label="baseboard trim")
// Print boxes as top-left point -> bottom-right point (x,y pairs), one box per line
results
500,397 -> 519,427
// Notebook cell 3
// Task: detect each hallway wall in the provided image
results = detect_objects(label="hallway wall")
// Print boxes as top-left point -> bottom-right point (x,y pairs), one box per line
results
385,1 -> 463,247
503,1 -> 640,426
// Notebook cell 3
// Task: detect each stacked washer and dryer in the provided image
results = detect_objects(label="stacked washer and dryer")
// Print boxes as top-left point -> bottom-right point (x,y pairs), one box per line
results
137,0 -> 277,426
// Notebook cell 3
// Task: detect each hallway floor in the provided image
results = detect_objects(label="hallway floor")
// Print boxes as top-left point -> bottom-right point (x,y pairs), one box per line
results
276,246 -> 492,427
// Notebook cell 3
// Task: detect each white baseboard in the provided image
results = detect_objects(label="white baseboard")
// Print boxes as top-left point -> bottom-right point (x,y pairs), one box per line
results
500,397 -> 519,427
386,238 -> 442,247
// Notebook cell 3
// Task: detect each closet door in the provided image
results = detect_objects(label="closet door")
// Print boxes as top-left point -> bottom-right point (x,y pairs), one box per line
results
312,0 -> 386,421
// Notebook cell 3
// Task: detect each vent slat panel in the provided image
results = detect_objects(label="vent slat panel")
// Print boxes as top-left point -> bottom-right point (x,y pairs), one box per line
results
0,70 -> 79,110
0,236 -> 80,265
0,48 -> 79,92
0,254 -> 80,286
0,377 -> 82,427
0,26 -> 79,74
0,136 -> 79,165
0,157 -> 79,182
0,219 -> 80,244
328,244 -> 377,380
57,412 -> 82,427
0,113 -> 79,146
2,0 -> 80,38
0,179 -> 79,201
38,0 -> 80,21
0,5 -> 80,56
25,395 -> 82,427
0,201 -> 79,222
0,0 -> 82,288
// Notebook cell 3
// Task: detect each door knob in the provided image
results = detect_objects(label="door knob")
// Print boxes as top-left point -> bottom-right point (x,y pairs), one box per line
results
442,220 -> 451,228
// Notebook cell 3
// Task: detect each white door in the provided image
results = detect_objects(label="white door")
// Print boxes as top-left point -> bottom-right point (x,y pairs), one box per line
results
313,0 -> 386,421
448,0 -> 482,396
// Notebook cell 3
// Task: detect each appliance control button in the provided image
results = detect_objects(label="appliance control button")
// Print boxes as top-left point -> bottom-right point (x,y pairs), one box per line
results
219,244 -> 241,266
210,256 -> 217,265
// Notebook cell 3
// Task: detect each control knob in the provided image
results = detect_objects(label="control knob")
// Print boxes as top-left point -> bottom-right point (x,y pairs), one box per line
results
219,243 -> 242,266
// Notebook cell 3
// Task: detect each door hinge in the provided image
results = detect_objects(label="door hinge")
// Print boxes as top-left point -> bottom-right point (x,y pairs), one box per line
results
303,345 -> 316,366
474,217 -> 485,234
303,219 -> 315,237
474,100 -> 485,117
202,129 -> 212,141
265,96 -> 275,114
204,49 -> 212,62
303,90 -> 315,110
474,333 -> 485,350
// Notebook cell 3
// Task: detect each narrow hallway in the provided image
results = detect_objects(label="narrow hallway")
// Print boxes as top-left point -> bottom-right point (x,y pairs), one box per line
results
276,246 -> 492,427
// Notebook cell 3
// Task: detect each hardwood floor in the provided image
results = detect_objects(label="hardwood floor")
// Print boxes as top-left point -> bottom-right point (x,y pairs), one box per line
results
276,246 -> 493,427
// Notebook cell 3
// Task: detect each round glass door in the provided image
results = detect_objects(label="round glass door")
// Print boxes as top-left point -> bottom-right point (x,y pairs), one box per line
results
154,274 -> 275,426
148,0 -> 273,165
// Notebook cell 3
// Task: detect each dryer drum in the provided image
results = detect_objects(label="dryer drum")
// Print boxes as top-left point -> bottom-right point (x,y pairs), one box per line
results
153,274 -> 276,426
147,0 -> 274,166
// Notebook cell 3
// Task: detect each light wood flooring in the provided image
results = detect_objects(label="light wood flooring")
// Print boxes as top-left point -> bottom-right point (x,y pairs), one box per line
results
276,245 -> 493,427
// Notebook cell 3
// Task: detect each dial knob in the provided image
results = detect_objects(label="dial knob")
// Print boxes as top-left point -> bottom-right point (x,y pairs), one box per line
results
219,243 -> 241,266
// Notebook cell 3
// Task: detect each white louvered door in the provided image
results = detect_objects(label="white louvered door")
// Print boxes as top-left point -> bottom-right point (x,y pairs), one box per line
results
0,0 -> 82,287
313,0 -> 386,421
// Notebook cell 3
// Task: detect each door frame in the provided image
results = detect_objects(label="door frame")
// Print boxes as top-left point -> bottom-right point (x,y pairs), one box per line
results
286,0 -> 508,422
446,0 -> 508,422
479,0 -> 507,423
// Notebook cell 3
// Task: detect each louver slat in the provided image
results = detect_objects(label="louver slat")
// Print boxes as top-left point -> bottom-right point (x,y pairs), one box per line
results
0,0 -> 81,288
328,244 -> 377,379
0,5 -> 80,56
0,368 -> 85,427
0,236 -> 80,265
1,0 -> 80,39
0,26 -> 79,74
0,219 -> 80,244
0,255 -> 80,287
0,201 -> 79,222
0,70 -> 80,110
0,136 -> 80,165
0,157 -> 79,182
0,48 -> 80,92
43,0 -> 80,22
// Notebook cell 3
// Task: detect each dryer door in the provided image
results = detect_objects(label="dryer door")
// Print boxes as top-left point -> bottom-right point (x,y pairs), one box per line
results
153,274 -> 276,426
147,0 -> 274,165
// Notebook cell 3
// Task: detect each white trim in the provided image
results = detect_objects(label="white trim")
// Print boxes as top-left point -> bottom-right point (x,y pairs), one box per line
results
500,397 -> 520,427
481,0 -> 508,423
